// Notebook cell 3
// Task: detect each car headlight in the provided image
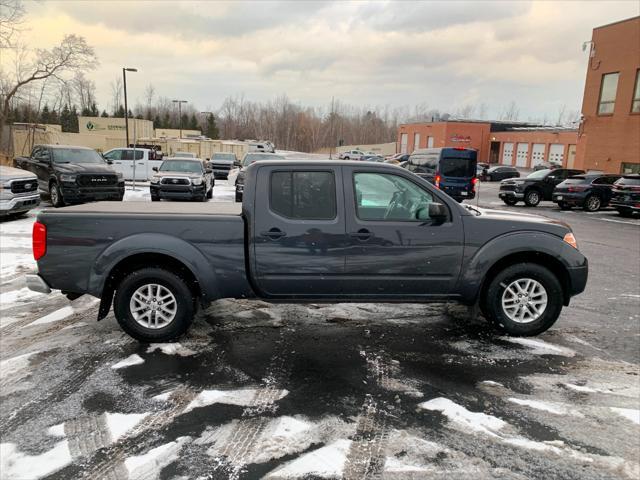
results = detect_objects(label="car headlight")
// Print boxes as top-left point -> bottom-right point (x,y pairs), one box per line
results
150,176 -> 160,184
59,174 -> 76,182
116,172 -> 124,181
191,177 -> 203,186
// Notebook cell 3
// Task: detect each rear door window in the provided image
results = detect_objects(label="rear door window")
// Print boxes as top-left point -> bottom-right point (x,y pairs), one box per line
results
270,171 -> 337,220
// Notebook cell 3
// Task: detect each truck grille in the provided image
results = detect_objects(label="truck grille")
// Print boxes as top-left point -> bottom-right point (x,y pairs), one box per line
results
10,179 -> 38,194
77,174 -> 118,187
500,185 -> 517,192
161,177 -> 190,185
211,163 -> 231,171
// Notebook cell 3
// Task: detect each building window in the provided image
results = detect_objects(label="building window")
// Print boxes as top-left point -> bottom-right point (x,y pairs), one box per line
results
598,72 -> 619,115
632,70 -> 640,113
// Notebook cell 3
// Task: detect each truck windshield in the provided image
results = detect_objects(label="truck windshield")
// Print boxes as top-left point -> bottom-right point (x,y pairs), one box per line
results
159,160 -> 202,173
213,153 -> 236,161
242,154 -> 285,167
440,157 -> 476,177
52,148 -> 104,164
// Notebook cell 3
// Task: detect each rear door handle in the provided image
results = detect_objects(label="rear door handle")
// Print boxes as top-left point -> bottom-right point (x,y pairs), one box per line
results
349,229 -> 372,241
260,228 -> 286,240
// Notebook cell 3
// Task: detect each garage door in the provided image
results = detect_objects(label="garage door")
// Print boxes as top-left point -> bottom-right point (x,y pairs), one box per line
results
400,133 -> 408,154
413,133 -> 421,152
549,144 -> 565,165
501,143 -> 514,165
515,143 -> 529,167
531,143 -> 545,168
427,136 -> 434,148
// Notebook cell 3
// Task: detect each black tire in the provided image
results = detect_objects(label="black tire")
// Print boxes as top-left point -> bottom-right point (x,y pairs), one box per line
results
524,189 -> 541,207
235,190 -> 243,203
618,208 -> 633,218
113,267 -> 195,342
207,187 -> 213,199
558,202 -> 572,210
150,194 -> 159,202
583,194 -> 601,212
49,181 -> 65,208
483,263 -> 563,336
502,197 -> 518,206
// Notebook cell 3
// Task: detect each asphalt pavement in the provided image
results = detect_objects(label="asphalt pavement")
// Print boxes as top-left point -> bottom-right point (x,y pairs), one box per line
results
0,180 -> 638,480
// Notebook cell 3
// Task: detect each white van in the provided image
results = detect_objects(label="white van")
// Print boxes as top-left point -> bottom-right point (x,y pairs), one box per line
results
103,148 -> 164,181
247,142 -> 275,153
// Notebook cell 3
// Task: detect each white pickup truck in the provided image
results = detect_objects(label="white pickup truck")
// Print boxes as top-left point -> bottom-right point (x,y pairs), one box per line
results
102,148 -> 164,181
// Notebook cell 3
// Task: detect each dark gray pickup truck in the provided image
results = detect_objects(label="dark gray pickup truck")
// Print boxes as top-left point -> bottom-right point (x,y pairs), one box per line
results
27,161 -> 588,342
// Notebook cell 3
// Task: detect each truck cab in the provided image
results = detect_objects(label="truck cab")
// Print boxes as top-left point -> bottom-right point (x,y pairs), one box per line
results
102,147 -> 163,181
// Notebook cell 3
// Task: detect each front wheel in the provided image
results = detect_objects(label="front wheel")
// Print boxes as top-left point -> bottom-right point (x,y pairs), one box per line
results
235,190 -> 243,203
113,267 -> 195,342
524,189 -> 541,207
583,195 -> 601,212
207,187 -> 213,199
50,182 -> 65,208
483,263 -> 563,336
502,197 -> 518,206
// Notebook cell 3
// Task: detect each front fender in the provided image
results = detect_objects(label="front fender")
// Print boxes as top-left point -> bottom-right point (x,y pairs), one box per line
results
88,233 -> 220,301
456,231 -> 587,304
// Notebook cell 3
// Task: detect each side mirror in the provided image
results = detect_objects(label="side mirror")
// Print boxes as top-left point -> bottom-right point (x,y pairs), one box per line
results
427,202 -> 448,223
152,166 -> 158,172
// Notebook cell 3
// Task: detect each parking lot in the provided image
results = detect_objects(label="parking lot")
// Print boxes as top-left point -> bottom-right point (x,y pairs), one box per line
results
1,179 -> 639,480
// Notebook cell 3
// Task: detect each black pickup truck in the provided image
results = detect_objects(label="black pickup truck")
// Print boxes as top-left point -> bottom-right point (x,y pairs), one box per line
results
27,161 -> 588,342
499,168 -> 585,207
15,144 -> 124,207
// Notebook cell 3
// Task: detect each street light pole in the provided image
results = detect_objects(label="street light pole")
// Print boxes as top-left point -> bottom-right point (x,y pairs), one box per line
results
173,100 -> 187,139
122,67 -> 137,148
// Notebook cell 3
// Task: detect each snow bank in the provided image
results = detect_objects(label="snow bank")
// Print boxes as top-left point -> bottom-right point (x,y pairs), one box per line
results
502,337 -> 575,357
124,436 -> 190,478
111,354 -> 145,370
418,397 -> 506,437
0,440 -> 72,479
265,439 -> 351,479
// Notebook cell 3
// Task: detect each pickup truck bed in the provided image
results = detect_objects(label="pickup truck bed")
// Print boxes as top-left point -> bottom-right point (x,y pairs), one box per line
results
55,201 -> 242,215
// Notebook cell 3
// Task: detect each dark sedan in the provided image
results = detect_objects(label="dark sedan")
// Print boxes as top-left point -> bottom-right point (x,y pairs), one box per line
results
610,174 -> 640,217
483,165 -> 520,181
552,174 -> 621,211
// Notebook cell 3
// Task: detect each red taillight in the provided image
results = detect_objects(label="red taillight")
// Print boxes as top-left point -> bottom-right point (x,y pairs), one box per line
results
453,147 -> 466,151
33,221 -> 46,260
472,177 -> 478,185
567,186 -> 587,192
435,174 -> 441,189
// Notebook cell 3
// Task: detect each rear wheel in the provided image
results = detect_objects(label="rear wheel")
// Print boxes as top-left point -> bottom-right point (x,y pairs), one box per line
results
114,267 -> 195,342
583,194 -> 601,212
524,189 -> 541,207
483,263 -> 563,336
150,194 -> 159,202
502,197 -> 518,206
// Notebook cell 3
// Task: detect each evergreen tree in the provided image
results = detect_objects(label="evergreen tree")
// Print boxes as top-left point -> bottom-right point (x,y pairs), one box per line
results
60,105 -> 72,132
206,113 -> 219,139
115,105 -> 125,118
40,105 -> 51,124
135,113 -> 143,120
70,106 -> 79,132
81,106 -> 92,116
153,114 -> 161,129
162,112 -> 171,129
90,103 -> 99,116
128,109 -> 134,118
49,108 -> 60,125
181,113 -> 189,131
188,113 -> 198,130
101,110 -> 109,118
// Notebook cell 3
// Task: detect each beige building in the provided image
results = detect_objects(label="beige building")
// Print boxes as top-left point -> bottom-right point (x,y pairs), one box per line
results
154,128 -> 202,138
78,116 -> 154,141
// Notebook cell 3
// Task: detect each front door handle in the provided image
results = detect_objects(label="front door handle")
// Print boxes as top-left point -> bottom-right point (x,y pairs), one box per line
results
260,228 -> 286,240
349,229 -> 372,241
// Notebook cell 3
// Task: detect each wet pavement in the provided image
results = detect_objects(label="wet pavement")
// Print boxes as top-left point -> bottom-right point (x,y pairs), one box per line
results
0,181 -> 639,479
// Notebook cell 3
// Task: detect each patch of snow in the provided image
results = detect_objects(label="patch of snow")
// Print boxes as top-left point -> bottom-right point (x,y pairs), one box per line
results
0,252 -> 35,278
111,354 -> 145,370
153,391 -> 173,402
105,412 -> 150,441
610,407 -> 640,425
29,295 -> 99,326
61,322 -> 88,331
124,436 -> 189,478
0,287 -> 42,305
383,456 -> 435,474
418,397 -> 506,437
480,380 -> 504,387
507,398 -> 572,416
123,185 -> 151,202
502,337 -> 575,357
184,388 -> 288,413
146,343 -> 196,356
264,439 -> 351,479
0,351 -> 38,378
0,315 -> 23,328
564,383 -> 599,393
47,424 -> 66,437
0,440 -> 72,478
0,351 -> 39,392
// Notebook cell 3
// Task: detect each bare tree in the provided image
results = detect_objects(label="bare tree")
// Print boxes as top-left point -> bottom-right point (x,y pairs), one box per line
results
110,77 -> 122,114
556,104 -> 566,126
0,34 -> 97,130
0,0 -> 25,49
500,101 -> 520,121
72,72 -> 96,112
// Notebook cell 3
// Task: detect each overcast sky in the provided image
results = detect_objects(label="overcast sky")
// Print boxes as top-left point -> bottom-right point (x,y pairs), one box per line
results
22,0 -> 640,120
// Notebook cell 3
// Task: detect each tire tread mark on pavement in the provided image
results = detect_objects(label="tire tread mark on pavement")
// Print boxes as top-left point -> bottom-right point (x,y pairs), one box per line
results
343,349 -> 396,480
207,327 -> 294,480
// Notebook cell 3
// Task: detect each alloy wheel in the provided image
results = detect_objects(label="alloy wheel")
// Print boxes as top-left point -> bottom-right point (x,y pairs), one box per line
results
501,278 -> 548,324
129,283 -> 177,329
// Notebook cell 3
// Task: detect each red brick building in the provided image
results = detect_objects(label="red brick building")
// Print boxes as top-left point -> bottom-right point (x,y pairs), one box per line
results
575,16 -> 640,174
397,121 -> 578,169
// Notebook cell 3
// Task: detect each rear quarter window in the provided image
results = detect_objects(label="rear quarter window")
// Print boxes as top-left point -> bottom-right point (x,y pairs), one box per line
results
270,171 -> 337,220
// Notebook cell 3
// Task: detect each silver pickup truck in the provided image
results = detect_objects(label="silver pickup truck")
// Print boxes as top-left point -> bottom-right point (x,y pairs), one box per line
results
0,165 -> 40,217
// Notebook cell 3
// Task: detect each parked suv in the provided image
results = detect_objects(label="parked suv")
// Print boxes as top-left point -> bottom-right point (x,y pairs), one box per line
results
149,158 -> 213,201
499,168 -> 584,207
15,145 -> 124,207
483,165 -> 520,182
610,174 -> 640,217
552,174 -> 621,211
209,152 -> 237,179
0,165 -> 40,217
339,150 -> 364,160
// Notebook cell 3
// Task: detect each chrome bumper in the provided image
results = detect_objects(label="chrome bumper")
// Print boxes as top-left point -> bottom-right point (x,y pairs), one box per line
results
26,274 -> 51,294
0,192 -> 40,213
